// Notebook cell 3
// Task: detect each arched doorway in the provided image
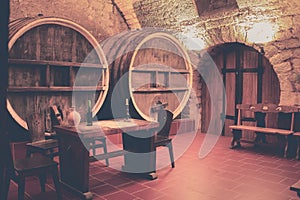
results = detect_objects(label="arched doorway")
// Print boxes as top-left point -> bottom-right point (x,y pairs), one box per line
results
201,43 -> 280,139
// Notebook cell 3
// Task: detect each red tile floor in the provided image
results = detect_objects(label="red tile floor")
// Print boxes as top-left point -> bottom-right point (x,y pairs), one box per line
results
7,132 -> 300,200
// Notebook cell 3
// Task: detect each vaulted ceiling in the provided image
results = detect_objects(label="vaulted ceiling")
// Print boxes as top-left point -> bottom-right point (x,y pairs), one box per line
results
114,0 -> 300,30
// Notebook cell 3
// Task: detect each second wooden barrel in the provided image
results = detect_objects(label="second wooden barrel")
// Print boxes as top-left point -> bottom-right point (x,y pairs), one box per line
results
99,29 -> 193,121
8,17 -> 109,129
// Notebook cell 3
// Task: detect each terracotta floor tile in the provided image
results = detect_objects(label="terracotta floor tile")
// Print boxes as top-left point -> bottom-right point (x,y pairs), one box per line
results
104,175 -> 133,187
280,177 -> 300,185
93,171 -> 117,181
255,172 -> 286,183
259,166 -> 284,174
91,184 -> 119,196
118,182 -> 149,194
89,177 -> 107,188
132,188 -> 164,200
163,190 -> 214,200
90,165 -> 107,175
102,190 -> 137,200
232,183 -> 268,196
262,181 -> 289,193
212,178 -> 240,190
7,133 -> 300,200
280,171 -> 300,179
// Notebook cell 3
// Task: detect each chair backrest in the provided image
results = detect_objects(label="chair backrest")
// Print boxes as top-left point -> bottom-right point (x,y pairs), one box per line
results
254,112 -> 266,127
26,112 -> 45,142
157,109 -> 173,138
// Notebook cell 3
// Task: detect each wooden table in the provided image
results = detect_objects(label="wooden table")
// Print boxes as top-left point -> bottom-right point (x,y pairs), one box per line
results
54,119 -> 159,200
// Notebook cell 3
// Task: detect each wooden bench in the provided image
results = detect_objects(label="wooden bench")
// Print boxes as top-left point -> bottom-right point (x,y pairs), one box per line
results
229,103 -> 298,155
290,180 -> 300,197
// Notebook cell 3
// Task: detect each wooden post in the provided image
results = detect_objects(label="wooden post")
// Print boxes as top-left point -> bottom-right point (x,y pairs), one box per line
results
237,109 -> 241,125
291,112 -> 295,131
0,1 -> 9,133
0,0 -> 10,199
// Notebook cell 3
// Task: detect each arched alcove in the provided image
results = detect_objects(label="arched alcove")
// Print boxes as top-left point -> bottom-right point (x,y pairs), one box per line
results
201,42 -> 280,140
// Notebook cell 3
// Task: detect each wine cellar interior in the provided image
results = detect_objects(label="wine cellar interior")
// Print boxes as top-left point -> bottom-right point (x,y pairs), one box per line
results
1,0 -> 300,200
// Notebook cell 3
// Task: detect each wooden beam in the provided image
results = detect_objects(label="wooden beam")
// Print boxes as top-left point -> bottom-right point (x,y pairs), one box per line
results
0,1 -> 10,199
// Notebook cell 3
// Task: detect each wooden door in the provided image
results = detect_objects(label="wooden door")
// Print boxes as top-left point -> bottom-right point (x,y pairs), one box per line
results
201,43 -> 280,138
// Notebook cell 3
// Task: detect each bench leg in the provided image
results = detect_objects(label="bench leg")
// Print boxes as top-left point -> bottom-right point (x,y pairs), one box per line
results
254,132 -> 267,146
230,130 -> 242,149
286,135 -> 298,159
297,137 -> 300,160
277,135 -> 287,157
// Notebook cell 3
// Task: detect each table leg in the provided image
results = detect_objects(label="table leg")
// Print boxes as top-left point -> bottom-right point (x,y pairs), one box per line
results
57,133 -> 92,199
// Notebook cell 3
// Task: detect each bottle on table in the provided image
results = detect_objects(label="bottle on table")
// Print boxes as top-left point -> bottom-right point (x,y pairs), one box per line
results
86,99 -> 93,126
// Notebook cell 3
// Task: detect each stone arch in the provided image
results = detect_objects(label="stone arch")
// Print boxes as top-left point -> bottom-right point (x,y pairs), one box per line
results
113,0 -> 141,29
129,0 -> 300,105
196,17 -> 300,105
200,42 -> 281,134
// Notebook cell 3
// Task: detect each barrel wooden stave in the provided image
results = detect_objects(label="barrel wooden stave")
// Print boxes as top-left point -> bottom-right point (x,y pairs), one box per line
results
100,29 -> 192,121
8,17 -> 108,129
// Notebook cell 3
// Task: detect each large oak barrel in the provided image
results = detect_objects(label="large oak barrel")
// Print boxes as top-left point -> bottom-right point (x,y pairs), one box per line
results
8,17 -> 109,130
99,29 -> 192,121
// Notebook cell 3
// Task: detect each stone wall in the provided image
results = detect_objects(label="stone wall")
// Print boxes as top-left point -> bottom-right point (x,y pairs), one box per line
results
9,0 -> 128,42
133,0 -> 300,106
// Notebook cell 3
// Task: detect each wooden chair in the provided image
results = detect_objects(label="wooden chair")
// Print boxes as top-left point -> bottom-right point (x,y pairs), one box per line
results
1,134 -> 62,200
26,112 -> 59,159
154,109 -> 175,168
89,137 -> 109,166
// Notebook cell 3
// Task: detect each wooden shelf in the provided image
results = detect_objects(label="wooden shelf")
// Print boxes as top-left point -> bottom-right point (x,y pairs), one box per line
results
9,58 -> 107,69
7,86 -> 107,92
131,68 -> 189,74
8,58 -> 108,93
132,87 -> 188,93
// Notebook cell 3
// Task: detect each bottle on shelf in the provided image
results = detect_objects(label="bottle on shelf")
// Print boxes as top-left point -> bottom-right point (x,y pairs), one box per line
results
45,109 -> 52,132
86,99 -> 93,126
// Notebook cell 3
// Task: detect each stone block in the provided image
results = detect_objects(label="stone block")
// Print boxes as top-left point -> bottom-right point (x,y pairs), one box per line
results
270,50 -> 293,65
273,62 -> 292,73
